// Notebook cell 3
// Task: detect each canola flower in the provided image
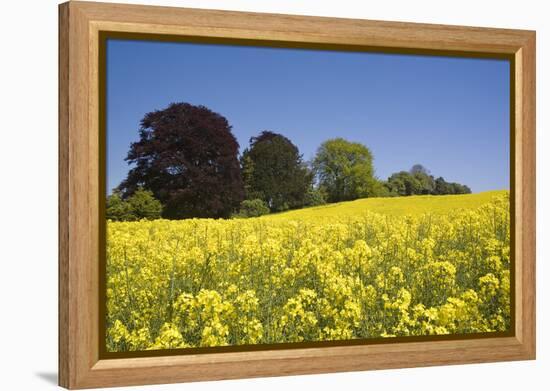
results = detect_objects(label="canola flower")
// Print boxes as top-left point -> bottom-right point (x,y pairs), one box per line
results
106,192 -> 510,351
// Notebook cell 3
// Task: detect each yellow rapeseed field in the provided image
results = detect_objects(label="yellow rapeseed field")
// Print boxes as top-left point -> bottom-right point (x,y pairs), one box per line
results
106,190 -> 510,351
264,190 -> 506,221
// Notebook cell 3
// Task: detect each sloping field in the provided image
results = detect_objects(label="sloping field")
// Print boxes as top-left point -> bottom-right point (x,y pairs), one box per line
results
262,190 -> 508,221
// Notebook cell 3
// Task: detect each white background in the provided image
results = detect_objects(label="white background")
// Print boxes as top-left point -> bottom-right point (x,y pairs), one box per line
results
0,0 -> 547,389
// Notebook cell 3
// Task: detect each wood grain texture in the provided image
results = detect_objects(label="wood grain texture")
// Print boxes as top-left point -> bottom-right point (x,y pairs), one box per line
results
58,1 -> 536,388
518,35 -> 536,354
58,3 -> 70,387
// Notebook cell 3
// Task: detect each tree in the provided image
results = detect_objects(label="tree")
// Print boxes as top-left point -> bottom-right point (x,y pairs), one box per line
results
410,164 -> 430,176
235,199 -> 270,218
450,182 -> 472,194
241,131 -> 312,212
387,166 -> 472,196
106,191 -> 134,221
118,103 -> 244,219
368,178 -> 392,197
303,186 -> 327,207
386,171 -> 421,196
433,176 -> 452,195
127,188 -> 163,220
106,189 -> 162,221
313,138 -> 377,202
412,173 -> 435,195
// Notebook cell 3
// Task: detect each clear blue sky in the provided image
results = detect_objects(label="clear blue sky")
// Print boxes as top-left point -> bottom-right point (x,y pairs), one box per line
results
106,39 -> 510,194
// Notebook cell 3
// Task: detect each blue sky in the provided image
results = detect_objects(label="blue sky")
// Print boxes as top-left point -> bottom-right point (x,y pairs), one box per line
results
106,39 -> 510,193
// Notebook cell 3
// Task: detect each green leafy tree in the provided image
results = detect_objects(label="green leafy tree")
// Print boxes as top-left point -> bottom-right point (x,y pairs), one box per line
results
106,189 -> 162,221
106,191 -> 135,221
434,176 -> 452,195
450,182 -> 472,194
241,131 -> 312,212
412,173 -> 435,194
409,164 -> 435,194
303,186 -> 327,207
235,199 -> 270,218
127,188 -> 163,220
386,171 -> 421,196
387,165 -> 471,196
368,178 -> 392,197
313,138 -> 377,202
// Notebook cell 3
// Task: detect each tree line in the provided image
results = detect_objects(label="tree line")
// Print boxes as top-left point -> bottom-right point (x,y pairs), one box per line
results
107,102 -> 470,221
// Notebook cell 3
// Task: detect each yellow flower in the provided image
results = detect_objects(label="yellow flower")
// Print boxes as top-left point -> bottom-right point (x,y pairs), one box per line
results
106,193 -> 510,350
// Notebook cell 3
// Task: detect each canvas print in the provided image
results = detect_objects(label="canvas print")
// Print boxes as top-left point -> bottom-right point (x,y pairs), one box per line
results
104,39 -> 511,353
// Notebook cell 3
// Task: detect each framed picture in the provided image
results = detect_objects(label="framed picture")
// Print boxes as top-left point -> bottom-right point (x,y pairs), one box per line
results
59,1 -> 536,389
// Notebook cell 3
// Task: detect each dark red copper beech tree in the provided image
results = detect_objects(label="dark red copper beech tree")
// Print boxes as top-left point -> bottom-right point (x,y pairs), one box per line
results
118,102 -> 244,219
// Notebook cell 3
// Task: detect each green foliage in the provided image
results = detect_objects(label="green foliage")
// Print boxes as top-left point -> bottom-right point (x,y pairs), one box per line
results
106,191 -> 135,221
235,199 -> 270,218
413,172 -> 435,195
386,171 -> 423,196
312,138 -> 377,202
115,103 -> 474,218
303,187 -> 327,207
106,188 -> 162,221
386,165 -> 471,196
366,178 -> 392,197
450,182 -> 472,195
127,188 -> 163,220
241,131 -> 312,212
432,178 -> 471,195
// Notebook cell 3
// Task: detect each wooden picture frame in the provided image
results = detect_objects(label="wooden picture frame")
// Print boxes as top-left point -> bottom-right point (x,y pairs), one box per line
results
59,1 -> 536,389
